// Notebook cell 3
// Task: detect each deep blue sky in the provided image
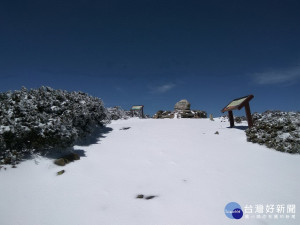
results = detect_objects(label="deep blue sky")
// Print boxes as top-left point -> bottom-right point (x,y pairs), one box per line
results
1,0 -> 300,116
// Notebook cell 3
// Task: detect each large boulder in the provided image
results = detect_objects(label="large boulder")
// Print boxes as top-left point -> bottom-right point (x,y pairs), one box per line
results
174,99 -> 191,111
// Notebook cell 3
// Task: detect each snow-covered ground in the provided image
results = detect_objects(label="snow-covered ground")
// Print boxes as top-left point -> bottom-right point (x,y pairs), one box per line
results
0,118 -> 299,225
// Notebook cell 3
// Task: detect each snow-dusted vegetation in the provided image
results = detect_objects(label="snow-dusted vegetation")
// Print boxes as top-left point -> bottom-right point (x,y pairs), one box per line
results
246,111 -> 300,154
107,106 -> 129,120
107,106 -> 148,120
0,86 -> 109,164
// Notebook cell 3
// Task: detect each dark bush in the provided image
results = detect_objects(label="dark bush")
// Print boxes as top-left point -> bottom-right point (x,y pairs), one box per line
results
246,111 -> 300,154
0,86 -> 109,164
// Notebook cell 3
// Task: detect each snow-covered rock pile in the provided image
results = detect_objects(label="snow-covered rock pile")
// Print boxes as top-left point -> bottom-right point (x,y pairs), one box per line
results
246,111 -> 300,154
107,106 -> 129,120
153,110 -> 207,119
177,110 -> 207,118
153,110 -> 174,119
153,99 -> 207,119
0,86 -> 109,164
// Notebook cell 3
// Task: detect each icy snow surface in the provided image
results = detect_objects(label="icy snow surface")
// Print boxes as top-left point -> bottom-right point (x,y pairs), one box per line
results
0,118 -> 299,225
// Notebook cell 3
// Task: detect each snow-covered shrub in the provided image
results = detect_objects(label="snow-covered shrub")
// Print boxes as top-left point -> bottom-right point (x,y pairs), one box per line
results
107,106 -> 129,120
107,106 -> 149,120
234,116 -> 246,123
246,111 -> 300,154
0,86 -> 109,164
126,110 -> 144,118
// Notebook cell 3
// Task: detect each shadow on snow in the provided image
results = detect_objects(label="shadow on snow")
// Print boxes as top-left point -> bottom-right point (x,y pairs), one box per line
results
226,125 -> 249,130
30,126 -> 113,160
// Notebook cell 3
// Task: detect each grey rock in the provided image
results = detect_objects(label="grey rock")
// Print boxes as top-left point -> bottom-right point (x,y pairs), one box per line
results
54,158 -> 66,166
54,153 -> 80,166
57,170 -> 65,175
63,153 -> 80,161
174,99 -> 191,110
145,195 -> 157,200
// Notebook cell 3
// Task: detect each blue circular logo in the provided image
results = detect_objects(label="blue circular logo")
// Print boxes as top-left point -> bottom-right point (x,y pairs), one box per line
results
224,202 -> 243,219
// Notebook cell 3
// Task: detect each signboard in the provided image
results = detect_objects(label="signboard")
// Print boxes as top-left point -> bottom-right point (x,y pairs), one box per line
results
131,106 -> 143,110
131,105 -> 144,118
222,95 -> 254,112
221,95 -> 254,128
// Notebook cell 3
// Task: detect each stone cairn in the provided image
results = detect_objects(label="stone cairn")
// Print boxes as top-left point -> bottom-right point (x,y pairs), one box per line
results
153,99 -> 207,119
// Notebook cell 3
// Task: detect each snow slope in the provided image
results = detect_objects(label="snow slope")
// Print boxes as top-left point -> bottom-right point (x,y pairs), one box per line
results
0,118 -> 299,225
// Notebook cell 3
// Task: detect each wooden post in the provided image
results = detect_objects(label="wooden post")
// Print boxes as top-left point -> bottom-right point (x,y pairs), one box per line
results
228,110 -> 234,128
141,107 -> 144,118
244,102 -> 253,128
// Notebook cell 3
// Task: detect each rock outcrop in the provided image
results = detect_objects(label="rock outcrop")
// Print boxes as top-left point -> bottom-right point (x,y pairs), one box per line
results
153,99 -> 207,119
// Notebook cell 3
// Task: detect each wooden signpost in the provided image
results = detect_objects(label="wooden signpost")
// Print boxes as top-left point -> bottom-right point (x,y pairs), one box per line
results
221,95 -> 254,128
131,105 -> 144,118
